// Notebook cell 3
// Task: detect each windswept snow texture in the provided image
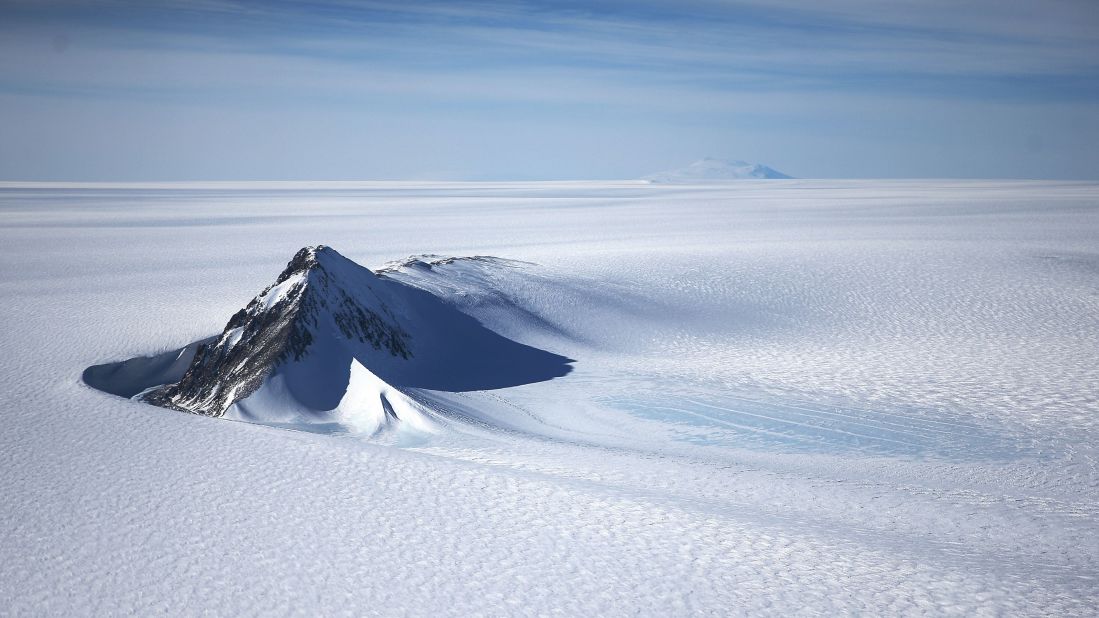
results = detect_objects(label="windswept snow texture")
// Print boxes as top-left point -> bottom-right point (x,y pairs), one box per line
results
2,180 -> 1099,614
645,157 -> 793,181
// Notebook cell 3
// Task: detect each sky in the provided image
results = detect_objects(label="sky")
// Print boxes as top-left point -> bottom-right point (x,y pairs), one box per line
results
1,0 -> 1098,180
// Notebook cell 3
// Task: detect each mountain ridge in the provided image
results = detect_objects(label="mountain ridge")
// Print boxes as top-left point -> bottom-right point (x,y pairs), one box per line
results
143,245 -> 413,416
128,245 -> 573,435
645,158 -> 793,182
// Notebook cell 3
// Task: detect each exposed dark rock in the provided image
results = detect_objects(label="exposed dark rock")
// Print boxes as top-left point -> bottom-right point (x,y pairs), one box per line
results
143,246 -> 411,416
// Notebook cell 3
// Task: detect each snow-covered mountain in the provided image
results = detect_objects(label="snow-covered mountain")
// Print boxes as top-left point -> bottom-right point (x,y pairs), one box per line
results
644,158 -> 793,182
138,246 -> 572,436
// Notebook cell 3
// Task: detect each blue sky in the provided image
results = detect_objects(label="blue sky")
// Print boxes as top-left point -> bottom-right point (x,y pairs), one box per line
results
2,0 -> 1097,180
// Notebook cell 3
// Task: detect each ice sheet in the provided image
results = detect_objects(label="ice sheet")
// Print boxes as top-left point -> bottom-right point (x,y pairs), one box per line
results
1,180 -> 1097,614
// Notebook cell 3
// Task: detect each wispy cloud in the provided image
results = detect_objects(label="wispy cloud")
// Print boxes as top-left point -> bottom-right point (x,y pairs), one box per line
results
7,0 -> 1098,95
1,0 -> 1097,179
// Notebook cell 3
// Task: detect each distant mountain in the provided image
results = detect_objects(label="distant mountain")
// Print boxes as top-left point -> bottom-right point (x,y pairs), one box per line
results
137,246 -> 572,436
644,158 -> 793,182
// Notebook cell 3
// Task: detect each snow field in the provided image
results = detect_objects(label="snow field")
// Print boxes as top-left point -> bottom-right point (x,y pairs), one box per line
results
1,180 -> 1097,614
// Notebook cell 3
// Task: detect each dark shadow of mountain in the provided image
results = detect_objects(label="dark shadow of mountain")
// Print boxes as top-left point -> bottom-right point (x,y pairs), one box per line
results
360,278 -> 574,392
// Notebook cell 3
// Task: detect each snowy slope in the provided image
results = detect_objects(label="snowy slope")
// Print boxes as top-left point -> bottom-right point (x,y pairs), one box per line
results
645,157 -> 793,182
2,180 -> 1098,615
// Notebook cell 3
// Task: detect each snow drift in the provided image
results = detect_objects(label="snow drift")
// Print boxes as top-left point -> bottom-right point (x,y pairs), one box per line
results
87,246 -> 573,435
645,157 -> 793,182
83,337 -> 214,399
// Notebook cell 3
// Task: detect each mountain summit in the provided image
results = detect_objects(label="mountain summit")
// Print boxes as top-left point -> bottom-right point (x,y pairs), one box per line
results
644,158 -> 793,182
138,245 -> 572,435
144,246 -> 411,417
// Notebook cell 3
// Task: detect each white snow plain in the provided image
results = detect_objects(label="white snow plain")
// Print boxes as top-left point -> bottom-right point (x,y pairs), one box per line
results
1,179 -> 1098,615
